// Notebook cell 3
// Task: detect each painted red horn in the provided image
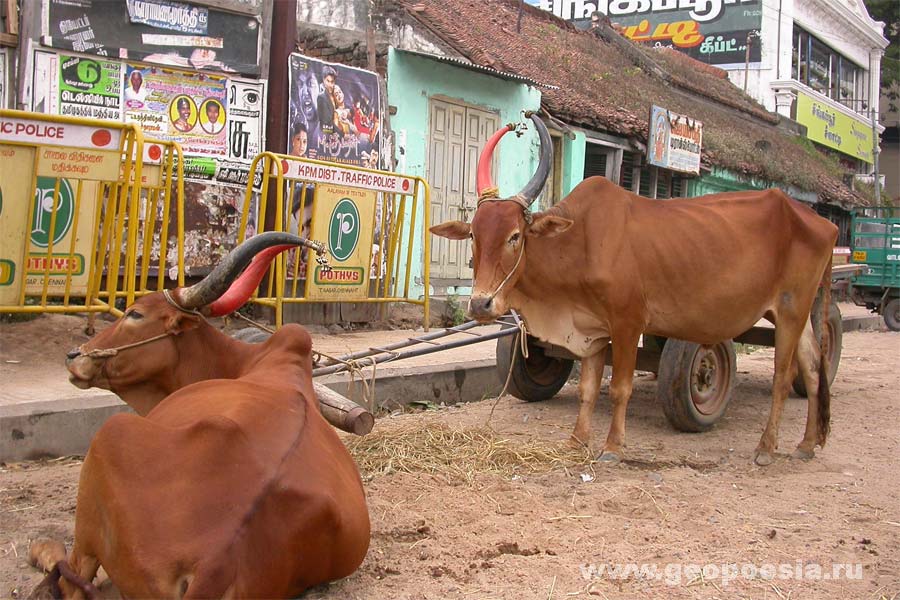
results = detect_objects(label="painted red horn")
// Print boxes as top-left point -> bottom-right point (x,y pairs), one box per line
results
177,232 -> 311,310
476,123 -> 515,198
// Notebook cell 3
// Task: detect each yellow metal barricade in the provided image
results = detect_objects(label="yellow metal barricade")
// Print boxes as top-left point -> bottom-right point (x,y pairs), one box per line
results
0,110 -> 145,317
116,138 -> 185,299
237,152 -> 431,328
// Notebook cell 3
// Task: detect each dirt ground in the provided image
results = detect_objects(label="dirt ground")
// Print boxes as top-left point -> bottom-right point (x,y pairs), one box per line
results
1,322 -> 898,599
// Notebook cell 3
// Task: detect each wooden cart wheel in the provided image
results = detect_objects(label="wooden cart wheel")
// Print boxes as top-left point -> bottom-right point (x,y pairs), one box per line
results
496,331 -> 574,402
883,298 -> 900,332
658,339 -> 736,432
792,299 -> 843,396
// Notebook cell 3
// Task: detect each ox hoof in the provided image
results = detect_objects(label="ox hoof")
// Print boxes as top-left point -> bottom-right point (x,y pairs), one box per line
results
568,435 -> 590,450
791,448 -> 815,460
753,450 -> 775,466
597,450 -> 621,464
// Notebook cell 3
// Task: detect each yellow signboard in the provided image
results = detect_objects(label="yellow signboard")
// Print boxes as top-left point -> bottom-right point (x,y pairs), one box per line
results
37,146 -> 121,180
795,92 -> 874,164
306,184 -> 376,301
0,145 -> 35,304
0,143 -> 101,299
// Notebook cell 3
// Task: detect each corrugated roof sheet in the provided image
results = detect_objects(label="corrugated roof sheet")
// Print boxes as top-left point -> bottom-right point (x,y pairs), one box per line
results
396,49 -> 559,89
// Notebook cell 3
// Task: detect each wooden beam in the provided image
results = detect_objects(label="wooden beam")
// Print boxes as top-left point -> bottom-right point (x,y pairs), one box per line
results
0,32 -> 17,47
4,0 -> 17,35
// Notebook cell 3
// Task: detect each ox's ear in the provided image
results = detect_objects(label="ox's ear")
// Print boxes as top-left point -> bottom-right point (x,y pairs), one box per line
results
529,214 -> 573,237
165,312 -> 202,336
430,221 -> 471,240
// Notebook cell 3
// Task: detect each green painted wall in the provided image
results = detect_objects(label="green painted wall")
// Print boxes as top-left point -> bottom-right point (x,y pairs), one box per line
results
387,48 -> 542,298
687,166 -> 769,196
562,131 -> 586,196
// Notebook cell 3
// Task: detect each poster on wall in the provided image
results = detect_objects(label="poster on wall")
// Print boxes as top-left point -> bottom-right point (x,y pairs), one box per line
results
32,50 -> 266,188
647,105 -> 702,174
287,53 -> 384,169
123,63 -> 227,155
216,78 -> 267,188
58,54 -> 123,120
44,0 -> 262,76
526,0 -> 762,65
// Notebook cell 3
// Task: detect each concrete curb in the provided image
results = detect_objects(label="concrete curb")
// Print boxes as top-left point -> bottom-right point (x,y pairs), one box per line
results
0,316 -> 883,463
0,360 -> 502,463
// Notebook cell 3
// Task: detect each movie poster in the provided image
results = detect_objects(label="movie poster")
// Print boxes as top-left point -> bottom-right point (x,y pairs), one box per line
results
287,54 -> 384,169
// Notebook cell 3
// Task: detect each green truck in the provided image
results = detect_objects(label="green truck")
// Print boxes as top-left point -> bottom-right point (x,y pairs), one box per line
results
850,207 -> 900,331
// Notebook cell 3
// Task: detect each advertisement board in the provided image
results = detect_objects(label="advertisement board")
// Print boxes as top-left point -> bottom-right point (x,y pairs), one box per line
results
795,91 -> 874,164
305,183 -> 377,301
32,49 -> 266,187
44,0 -> 262,76
527,0 -> 762,65
647,105 -> 702,174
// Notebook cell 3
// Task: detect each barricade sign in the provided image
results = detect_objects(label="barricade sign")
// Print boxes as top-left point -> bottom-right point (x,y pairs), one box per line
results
0,110 -> 146,315
238,152 -> 431,328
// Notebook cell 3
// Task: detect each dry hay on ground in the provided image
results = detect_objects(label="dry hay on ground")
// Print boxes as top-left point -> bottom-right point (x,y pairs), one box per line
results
346,422 -> 595,484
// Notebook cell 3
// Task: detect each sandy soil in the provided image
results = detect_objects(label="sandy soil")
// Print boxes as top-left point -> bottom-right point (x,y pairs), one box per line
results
1,326 -> 899,599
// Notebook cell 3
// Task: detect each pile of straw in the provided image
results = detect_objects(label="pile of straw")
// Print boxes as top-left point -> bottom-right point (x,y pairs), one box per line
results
346,422 -> 595,483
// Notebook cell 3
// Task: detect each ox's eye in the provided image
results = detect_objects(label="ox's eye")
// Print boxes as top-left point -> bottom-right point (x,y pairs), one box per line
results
126,310 -> 144,320
508,232 -> 520,245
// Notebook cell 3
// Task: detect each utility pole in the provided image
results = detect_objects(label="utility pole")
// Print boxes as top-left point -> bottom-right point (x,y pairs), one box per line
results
743,31 -> 758,93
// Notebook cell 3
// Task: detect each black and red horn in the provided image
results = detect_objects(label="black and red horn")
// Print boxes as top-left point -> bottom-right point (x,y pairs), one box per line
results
474,113 -> 552,210
176,232 -> 325,316
516,112 -> 552,207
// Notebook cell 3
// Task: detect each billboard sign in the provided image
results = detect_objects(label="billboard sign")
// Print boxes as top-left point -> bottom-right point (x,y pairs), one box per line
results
527,0 -> 762,65
45,0 -> 261,76
648,105 -> 702,174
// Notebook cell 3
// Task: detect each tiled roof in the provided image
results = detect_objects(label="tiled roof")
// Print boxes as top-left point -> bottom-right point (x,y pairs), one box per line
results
396,0 -> 868,206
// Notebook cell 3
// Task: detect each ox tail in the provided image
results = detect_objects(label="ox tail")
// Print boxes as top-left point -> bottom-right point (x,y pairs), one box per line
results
816,259 -> 832,447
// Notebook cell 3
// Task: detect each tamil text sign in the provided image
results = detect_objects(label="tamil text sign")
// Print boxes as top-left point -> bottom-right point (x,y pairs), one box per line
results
648,105 -> 702,174
527,0 -> 761,65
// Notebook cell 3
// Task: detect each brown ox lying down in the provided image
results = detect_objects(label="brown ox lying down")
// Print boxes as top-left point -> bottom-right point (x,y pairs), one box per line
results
432,114 -> 836,466
29,233 -> 369,599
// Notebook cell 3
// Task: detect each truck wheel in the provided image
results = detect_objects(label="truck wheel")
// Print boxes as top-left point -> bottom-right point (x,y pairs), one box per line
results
658,339 -> 735,432
884,298 -> 900,332
792,299 -> 843,396
496,332 -> 574,402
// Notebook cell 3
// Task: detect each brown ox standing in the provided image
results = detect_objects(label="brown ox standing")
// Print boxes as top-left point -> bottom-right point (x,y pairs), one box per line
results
29,233 -> 370,598
432,114 -> 836,466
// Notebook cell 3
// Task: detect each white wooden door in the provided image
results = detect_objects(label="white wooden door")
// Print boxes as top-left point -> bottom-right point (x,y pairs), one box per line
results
428,98 -> 498,281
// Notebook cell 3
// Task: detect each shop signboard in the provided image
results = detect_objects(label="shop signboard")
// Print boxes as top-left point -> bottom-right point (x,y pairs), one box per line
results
647,104 -> 702,174
796,91 -> 874,164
